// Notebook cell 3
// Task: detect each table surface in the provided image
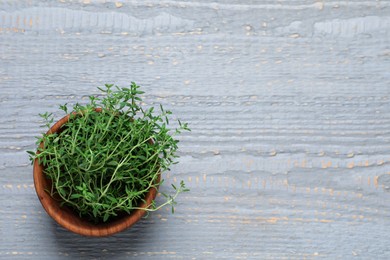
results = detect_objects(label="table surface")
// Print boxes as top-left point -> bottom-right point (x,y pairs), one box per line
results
1,0 -> 390,259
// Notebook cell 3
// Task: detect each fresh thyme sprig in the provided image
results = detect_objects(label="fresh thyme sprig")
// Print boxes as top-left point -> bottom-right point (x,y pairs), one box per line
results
28,83 -> 190,223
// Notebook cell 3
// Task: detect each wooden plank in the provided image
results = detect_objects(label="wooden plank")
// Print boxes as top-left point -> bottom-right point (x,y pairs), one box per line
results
0,0 -> 389,259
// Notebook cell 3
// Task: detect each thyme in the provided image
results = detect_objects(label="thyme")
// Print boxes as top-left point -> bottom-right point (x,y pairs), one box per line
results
28,83 -> 190,223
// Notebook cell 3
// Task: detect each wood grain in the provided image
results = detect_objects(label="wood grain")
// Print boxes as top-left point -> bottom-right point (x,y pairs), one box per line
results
1,0 -> 389,259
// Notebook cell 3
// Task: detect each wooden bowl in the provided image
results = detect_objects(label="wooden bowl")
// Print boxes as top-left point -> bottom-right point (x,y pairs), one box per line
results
33,109 -> 159,237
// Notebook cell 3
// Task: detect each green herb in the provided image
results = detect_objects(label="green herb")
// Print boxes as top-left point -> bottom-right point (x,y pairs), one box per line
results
28,83 -> 190,223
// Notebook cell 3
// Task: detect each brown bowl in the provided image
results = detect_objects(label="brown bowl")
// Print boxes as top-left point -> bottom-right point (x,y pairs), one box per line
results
33,109 -> 159,237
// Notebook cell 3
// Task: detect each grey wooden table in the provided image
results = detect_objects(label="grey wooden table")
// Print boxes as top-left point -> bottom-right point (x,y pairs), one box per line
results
1,0 -> 390,259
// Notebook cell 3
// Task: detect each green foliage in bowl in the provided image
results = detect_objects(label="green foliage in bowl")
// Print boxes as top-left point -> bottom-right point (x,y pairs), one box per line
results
28,83 -> 190,223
